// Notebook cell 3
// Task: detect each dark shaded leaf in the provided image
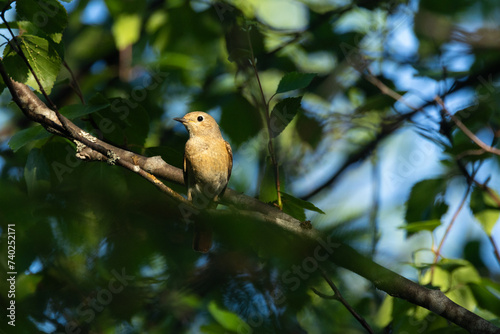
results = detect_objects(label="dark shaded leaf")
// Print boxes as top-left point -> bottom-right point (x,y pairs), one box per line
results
60,104 -> 110,120
91,97 -> 150,148
269,96 -> 302,137
296,112 -> 322,149
24,148 -> 50,197
404,178 -> 448,237
276,72 -> 316,94
17,0 -> 68,43
9,126 -> 51,152
281,192 -> 325,214
218,95 -> 262,147
470,187 -> 500,236
469,281 -> 500,317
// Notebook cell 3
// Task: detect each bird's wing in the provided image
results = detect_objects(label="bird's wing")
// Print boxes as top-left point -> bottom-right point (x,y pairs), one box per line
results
225,140 -> 233,181
183,151 -> 189,187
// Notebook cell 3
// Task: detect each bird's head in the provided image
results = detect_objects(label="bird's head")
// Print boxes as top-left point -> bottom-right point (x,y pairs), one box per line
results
174,112 -> 222,138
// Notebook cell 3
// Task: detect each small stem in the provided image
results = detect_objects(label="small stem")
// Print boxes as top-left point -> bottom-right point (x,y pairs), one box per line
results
431,179 -> 472,282
365,69 -> 418,112
489,236 -> 500,266
312,266 -> 374,334
247,28 -> 282,209
370,154 -> 380,256
435,96 -> 500,156
63,60 -> 85,105
0,12 -> 58,112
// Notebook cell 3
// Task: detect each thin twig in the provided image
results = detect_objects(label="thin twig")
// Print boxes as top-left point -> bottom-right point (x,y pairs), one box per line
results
455,148 -> 487,160
488,236 -> 500,266
312,266 -> 374,334
0,9 -> 58,112
247,28 -> 282,209
63,60 -> 85,105
431,180 -> 473,282
370,155 -> 380,256
365,69 -> 419,112
435,96 -> 500,156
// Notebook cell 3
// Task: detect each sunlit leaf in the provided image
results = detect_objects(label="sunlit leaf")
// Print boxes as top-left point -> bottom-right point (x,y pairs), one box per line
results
3,34 -> 62,94
16,274 -> 43,302
470,187 -> 500,236
259,157 -> 279,204
398,220 -> 441,233
208,301 -> 250,333
112,13 -> 142,49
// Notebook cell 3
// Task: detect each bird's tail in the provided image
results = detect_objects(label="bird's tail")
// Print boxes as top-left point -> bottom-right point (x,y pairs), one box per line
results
193,221 -> 212,253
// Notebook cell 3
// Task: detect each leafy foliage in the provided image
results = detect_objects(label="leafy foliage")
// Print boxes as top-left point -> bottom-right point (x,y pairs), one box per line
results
0,0 -> 499,333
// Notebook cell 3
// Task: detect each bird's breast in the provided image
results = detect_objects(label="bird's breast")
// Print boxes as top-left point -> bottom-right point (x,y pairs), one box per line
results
185,138 -> 230,196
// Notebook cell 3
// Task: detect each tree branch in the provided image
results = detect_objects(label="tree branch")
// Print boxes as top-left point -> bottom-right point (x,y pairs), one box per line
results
435,96 -> 500,156
312,266 -> 374,334
328,243 -> 500,334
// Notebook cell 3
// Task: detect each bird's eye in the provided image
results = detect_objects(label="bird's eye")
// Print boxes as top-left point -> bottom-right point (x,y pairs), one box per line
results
197,116 -> 204,122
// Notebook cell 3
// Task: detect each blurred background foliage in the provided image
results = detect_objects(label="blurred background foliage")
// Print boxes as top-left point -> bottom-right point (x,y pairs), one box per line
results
0,0 -> 500,333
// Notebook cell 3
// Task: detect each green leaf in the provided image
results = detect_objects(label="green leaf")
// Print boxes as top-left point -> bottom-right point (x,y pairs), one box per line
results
404,178 -> 448,237
282,198 -> 306,221
408,262 -> 465,273
60,104 -> 110,120
208,301 -> 250,333
7,104 -> 105,154
296,112 -> 323,149
434,260 -> 468,274
8,126 -> 51,152
24,148 -> 51,197
16,0 -> 68,43
3,34 -> 62,94
112,13 -> 142,49
217,95 -> 261,147
91,97 -> 150,147
470,187 -> 500,235
269,96 -> 302,137
375,295 -> 393,328
470,278 -> 500,317
281,191 -> 325,222
259,157 -> 279,204
398,220 -> 441,233
16,274 -> 43,302
281,192 -> 325,215
276,72 -> 316,94
0,74 -> 6,95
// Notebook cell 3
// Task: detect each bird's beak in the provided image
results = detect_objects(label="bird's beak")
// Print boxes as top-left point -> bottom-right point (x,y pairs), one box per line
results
174,117 -> 187,124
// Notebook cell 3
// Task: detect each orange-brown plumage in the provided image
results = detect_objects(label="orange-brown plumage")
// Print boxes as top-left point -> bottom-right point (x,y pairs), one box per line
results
174,112 -> 232,252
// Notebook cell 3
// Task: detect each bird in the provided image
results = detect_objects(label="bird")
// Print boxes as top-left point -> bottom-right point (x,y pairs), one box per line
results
174,112 -> 233,253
